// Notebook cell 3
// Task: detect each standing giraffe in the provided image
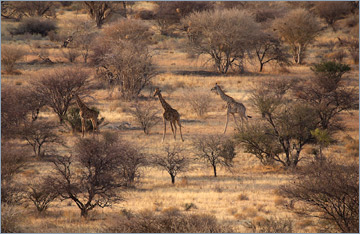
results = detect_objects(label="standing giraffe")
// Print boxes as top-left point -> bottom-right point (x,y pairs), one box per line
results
211,83 -> 251,133
74,94 -> 99,137
153,88 -> 184,142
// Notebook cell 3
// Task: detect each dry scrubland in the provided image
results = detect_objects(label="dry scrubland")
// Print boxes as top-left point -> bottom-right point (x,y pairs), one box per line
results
1,1 -> 359,233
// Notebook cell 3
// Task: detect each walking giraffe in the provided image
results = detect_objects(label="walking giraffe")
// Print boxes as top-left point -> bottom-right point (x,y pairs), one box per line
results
153,88 -> 184,142
211,83 -> 252,133
74,94 -> 99,137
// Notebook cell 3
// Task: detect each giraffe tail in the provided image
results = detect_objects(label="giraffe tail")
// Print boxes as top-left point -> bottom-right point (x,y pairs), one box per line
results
247,115 -> 252,118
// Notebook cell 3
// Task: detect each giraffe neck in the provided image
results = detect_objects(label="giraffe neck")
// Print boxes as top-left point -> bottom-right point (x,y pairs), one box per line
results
216,86 -> 234,103
157,93 -> 172,111
75,95 -> 88,110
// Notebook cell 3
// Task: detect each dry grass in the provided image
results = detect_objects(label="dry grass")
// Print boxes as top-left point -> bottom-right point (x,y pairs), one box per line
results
1,5 -> 358,233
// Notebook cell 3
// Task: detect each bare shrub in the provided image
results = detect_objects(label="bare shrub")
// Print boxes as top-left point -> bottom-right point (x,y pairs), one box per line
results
155,1 -> 213,35
103,18 -> 153,46
244,216 -> 293,233
92,39 -> 156,100
273,8 -> 321,64
152,144 -> 189,184
129,103 -> 161,135
1,44 -> 25,74
192,135 -> 236,177
1,85 -> 46,138
22,121 -> 62,158
27,180 -> 57,213
136,10 -> 155,20
83,1 -> 119,28
8,17 -> 57,36
68,20 -> 97,63
314,1 -> 351,31
4,1 -> 56,19
1,205 -> 23,233
1,141 -> 28,183
61,48 -> 80,63
108,209 -> 233,233
31,67 -> 90,123
281,160 -> 359,233
46,133 -> 133,217
118,141 -> 147,187
184,89 -> 212,118
183,9 -> 261,73
1,142 -> 29,205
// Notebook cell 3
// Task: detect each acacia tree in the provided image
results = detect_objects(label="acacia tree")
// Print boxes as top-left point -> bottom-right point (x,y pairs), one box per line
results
155,1 -> 213,35
152,144 -> 189,184
314,1 -> 351,31
91,19 -> 155,100
254,32 -> 290,72
1,44 -> 25,74
47,134 -> 129,217
1,141 -> 29,205
22,121 -> 62,158
31,68 -> 90,124
92,40 -> 155,100
183,9 -> 261,74
83,1 -> 116,28
27,180 -> 57,213
295,61 -> 356,131
192,135 -> 236,177
1,1 -> 56,19
1,85 -> 45,138
273,8 -> 321,64
118,142 -> 146,187
281,161 -> 359,233
236,78 -> 318,168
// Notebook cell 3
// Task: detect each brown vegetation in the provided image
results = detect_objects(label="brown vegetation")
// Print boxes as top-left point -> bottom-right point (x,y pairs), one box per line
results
0,2 -> 358,233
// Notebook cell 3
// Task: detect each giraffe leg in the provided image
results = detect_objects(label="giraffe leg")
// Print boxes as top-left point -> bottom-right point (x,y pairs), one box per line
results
81,118 -> 85,137
173,120 -> 177,140
91,118 -> 97,134
232,113 -> 240,129
224,111 -> 230,134
177,119 -> 184,142
170,121 -> 175,140
241,111 -> 248,126
162,118 -> 166,142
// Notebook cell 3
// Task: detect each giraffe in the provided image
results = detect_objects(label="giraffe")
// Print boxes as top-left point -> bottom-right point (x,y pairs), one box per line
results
211,83 -> 252,133
74,94 -> 99,137
153,88 -> 184,142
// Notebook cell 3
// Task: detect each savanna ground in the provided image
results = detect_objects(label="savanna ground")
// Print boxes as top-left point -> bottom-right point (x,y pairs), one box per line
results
1,1 -> 359,233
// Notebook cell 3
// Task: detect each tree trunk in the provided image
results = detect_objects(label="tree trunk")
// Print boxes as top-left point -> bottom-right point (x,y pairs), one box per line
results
259,62 -> 264,72
213,164 -> 217,177
96,18 -> 102,29
297,45 -> 302,64
80,208 -> 88,217
37,144 -> 42,158
171,174 -> 175,184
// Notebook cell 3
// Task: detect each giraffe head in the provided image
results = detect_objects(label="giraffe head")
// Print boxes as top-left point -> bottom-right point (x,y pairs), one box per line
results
211,83 -> 220,95
153,88 -> 162,97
